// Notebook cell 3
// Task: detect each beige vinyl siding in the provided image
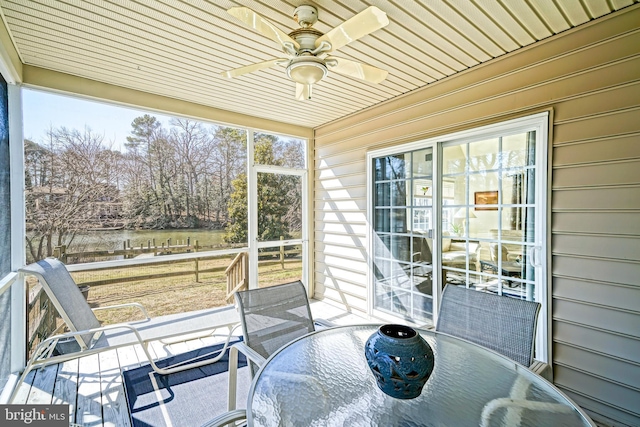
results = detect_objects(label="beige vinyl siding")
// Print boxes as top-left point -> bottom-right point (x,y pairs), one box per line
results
551,89 -> 640,426
313,5 -> 640,426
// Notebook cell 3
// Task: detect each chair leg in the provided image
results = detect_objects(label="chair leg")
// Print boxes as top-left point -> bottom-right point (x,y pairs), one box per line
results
8,338 -> 60,403
8,365 -> 34,403
228,346 -> 239,412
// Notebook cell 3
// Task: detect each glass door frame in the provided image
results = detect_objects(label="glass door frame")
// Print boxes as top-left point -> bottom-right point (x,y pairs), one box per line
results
367,145 -> 440,325
367,112 -> 549,360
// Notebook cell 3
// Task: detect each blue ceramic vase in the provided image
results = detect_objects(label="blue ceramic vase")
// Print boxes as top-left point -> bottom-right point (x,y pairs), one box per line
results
365,324 -> 435,399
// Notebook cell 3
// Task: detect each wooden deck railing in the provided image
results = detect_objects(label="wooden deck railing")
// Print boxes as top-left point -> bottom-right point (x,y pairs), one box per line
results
26,284 -> 60,358
225,251 -> 248,303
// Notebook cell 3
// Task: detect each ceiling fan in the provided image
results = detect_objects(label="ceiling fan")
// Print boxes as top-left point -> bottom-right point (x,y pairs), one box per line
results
221,5 -> 389,100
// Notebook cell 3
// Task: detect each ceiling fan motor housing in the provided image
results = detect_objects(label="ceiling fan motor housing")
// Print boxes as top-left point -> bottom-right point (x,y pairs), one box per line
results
288,27 -> 323,51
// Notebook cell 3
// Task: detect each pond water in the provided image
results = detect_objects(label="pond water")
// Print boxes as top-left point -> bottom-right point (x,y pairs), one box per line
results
68,228 -> 232,252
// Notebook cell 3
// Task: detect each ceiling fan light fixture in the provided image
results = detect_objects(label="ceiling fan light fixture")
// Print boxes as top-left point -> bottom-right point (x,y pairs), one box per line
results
286,59 -> 327,85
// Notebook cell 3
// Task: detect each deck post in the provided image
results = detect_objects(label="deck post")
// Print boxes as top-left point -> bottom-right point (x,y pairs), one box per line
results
280,236 -> 284,269
54,245 -> 67,263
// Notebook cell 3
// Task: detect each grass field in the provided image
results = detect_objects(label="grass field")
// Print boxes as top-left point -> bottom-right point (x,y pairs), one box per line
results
26,255 -> 303,351
78,257 -> 303,324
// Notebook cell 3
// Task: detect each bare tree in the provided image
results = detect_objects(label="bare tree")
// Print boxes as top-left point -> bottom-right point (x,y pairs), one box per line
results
24,127 -> 121,262
168,118 -> 213,225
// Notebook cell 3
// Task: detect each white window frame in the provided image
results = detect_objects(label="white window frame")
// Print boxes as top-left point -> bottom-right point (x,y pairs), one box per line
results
367,112 -> 549,361
8,84 -> 25,374
0,84 -> 26,403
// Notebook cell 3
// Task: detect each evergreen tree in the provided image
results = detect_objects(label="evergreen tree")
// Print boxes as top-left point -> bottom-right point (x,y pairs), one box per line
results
224,134 -> 300,244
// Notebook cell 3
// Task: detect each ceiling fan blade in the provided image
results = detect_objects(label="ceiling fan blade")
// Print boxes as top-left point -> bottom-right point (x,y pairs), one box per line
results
295,83 -> 312,100
326,57 -> 388,84
221,59 -> 284,78
315,6 -> 388,52
228,7 -> 300,51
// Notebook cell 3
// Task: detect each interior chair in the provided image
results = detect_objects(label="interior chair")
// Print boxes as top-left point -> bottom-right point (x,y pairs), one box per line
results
226,281 -> 333,413
478,243 -> 509,276
490,242 -> 509,262
11,258 -> 240,402
436,284 -> 541,367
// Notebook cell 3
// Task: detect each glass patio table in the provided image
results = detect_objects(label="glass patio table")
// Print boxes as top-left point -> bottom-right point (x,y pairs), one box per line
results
247,324 -> 594,427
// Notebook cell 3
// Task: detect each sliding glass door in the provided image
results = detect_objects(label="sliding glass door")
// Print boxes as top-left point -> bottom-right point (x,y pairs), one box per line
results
371,148 -> 434,322
441,130 -> 538,300
369,114 -> 548,343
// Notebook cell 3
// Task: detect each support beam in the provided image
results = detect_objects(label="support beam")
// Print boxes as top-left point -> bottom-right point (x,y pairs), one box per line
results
22,65 -> 312,139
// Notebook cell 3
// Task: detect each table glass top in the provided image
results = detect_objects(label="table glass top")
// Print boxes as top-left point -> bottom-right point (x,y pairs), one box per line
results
248,325 -> 592,427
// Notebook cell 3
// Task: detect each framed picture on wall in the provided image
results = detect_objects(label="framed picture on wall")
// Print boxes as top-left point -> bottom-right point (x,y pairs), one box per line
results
474,191 -> 498,210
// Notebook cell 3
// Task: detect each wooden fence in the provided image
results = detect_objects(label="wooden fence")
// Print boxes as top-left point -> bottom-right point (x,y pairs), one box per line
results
26,242 -> 301,354
60,246 -> 300,288
53,237 -> 204,264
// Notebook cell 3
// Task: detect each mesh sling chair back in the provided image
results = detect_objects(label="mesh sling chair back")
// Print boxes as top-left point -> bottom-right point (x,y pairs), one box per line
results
11,258 -> 240,402
225,280 -> 333,415
434,285 -> 595,426
238,280 -> 315,373
436,284 -> 541,367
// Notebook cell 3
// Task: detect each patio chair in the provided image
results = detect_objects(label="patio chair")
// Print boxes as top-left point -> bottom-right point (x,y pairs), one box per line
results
435,286 -> 571,426
10,258 -> 240,402
226,281 -> 334,413
200,409 -> 248,427
436,284 -> 541,367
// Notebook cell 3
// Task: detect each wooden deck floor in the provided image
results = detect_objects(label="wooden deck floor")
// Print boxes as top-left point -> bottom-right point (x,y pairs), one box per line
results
12,299 -> 375,427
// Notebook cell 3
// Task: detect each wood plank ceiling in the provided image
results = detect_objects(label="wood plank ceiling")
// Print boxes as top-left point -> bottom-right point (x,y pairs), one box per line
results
1,0 -> 636,129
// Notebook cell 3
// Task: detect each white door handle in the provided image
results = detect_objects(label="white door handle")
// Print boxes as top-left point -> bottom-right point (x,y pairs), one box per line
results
528,246 -> 542,268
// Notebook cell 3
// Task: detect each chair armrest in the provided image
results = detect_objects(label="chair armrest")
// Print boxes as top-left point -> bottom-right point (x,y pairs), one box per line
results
92,302 -> 150,320
232,341 -> 266,366
200,409 -> 247,427
314,318 -> 335,329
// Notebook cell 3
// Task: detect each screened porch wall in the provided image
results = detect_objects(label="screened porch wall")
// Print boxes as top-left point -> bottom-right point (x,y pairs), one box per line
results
313,6 -> 640,427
